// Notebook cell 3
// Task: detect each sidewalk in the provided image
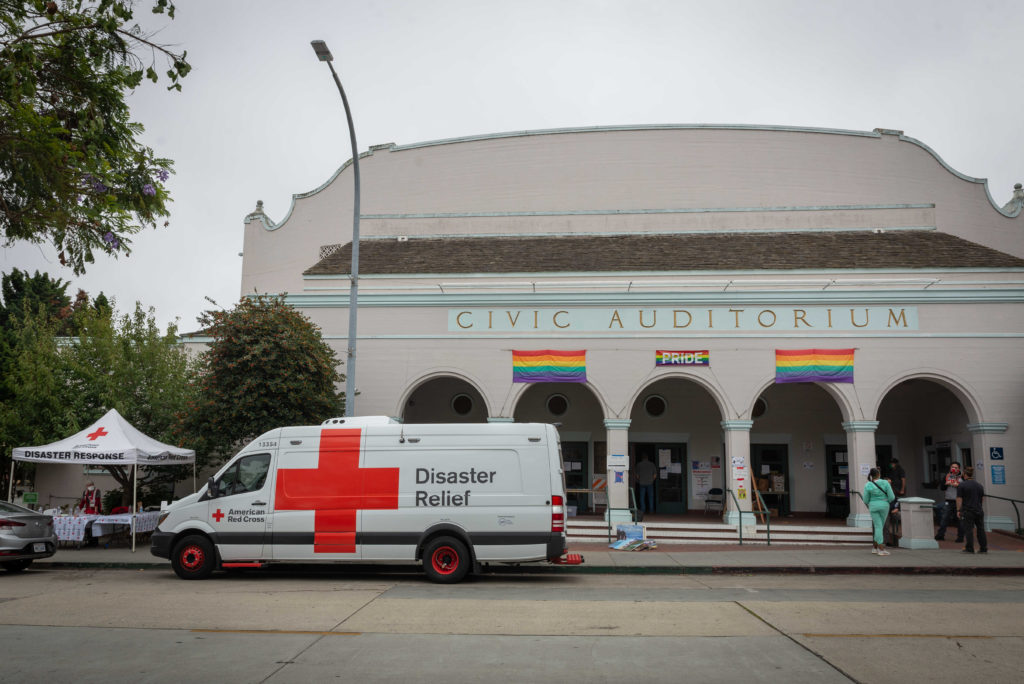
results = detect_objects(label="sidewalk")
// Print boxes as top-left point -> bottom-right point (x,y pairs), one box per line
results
32,531 -> 1024,575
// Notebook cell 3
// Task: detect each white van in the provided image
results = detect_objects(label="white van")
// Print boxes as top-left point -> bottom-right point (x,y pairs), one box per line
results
151,417 -> 582,582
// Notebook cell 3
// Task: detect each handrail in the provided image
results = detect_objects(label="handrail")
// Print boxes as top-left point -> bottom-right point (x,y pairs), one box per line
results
725,488 -> 743,545
754,489 -> 771,545
605,487 -> 640,543
984,494 -> 1024,534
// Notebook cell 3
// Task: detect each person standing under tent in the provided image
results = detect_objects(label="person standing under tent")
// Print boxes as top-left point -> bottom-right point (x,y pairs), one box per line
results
80,481 -> 101,514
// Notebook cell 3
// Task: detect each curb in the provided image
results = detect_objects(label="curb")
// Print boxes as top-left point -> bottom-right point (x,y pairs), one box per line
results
31,561 -> 1024,576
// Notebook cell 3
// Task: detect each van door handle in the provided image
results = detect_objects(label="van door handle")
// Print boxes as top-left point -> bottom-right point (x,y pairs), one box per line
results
252,500 -> 267,506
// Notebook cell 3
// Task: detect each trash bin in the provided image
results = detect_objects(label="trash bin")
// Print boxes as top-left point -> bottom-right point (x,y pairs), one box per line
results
897,497 -> 940,549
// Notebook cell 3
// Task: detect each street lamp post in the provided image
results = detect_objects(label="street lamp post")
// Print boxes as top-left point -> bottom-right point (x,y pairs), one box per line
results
311,40 -> 360,417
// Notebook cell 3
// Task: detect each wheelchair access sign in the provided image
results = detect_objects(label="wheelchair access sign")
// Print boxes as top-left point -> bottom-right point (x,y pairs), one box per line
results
990,447 -> 1004,460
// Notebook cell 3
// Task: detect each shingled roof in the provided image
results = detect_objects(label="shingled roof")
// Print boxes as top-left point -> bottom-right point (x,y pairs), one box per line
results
304,230 -> 1024,276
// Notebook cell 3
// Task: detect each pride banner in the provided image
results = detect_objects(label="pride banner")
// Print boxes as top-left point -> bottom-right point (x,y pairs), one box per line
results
512,350 -> 586,383
656,350 -> 709,366
775,349 -> 854,384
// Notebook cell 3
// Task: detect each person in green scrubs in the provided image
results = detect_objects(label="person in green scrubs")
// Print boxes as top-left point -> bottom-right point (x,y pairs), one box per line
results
862,468 -> 895,555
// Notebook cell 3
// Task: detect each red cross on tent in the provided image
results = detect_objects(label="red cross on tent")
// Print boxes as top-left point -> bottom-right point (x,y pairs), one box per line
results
88,426 -> 108,440
274,428 -> 399,553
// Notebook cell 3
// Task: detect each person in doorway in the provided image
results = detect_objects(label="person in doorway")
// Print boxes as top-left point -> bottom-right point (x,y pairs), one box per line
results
935,462 -> 964,542
957,466 -> 987,554
634,455 -> 657,515
80,481 -> 101,514
886,457 -> 906,497
863,468 -> 895,555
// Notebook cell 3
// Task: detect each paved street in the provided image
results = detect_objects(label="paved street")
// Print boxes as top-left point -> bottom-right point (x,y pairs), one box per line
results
2,567 -> 1023,683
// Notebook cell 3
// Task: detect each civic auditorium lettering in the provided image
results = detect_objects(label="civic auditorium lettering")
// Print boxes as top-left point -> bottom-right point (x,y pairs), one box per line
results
448,307 -> 918,332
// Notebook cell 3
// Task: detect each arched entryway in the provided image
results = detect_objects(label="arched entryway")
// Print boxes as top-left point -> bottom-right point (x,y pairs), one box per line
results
749,382 -> 846,517
628,378 -> 724,514
513,383 -> 604,514
401,376 -> 489,424
876,378 -> 976,498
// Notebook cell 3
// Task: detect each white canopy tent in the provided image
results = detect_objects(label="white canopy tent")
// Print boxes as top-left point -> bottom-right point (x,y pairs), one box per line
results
10,408 -> 196,551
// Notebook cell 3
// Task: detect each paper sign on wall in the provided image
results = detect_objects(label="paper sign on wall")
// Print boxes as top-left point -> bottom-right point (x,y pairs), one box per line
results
860,464 -> 871,476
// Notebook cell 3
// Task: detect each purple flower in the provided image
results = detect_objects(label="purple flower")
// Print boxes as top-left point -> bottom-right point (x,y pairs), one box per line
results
103,232 -> 120,249
142,184 -> 156,196
92,179 -> 107,193
156,169 -> 170,182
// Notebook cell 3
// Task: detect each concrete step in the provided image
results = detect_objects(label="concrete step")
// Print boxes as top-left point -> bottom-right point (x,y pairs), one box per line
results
567,519 -> 873,546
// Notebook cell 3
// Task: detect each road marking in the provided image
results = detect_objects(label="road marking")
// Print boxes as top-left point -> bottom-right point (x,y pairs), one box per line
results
190,629 -> 361,636
803,634 -> 992,639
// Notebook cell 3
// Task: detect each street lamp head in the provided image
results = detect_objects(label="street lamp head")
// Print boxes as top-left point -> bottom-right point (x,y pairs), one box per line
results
311,40 -> 333,62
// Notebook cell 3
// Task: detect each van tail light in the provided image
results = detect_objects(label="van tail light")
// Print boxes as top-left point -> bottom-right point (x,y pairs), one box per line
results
0,519 -> 26,530
551,495 -> 565,532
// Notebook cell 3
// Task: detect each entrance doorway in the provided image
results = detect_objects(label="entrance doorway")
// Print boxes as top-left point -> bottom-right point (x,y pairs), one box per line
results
631,443 -> 686,513
561,441 -> 589,513
751,444 -> 790,516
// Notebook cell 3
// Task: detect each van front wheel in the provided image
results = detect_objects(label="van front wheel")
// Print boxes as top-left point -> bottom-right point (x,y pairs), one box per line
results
423,537 -> 470,583
171,535 -> 215,580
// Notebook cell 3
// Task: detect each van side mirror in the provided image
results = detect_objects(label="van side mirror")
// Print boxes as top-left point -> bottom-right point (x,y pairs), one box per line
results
207,476 -> 219,498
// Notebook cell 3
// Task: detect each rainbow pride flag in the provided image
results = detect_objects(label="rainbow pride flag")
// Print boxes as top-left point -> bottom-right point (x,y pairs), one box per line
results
775,349 -> 854,384
512,350 -> 586,383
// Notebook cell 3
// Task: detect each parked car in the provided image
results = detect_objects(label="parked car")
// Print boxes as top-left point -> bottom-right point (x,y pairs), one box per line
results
0,501 -> 57,572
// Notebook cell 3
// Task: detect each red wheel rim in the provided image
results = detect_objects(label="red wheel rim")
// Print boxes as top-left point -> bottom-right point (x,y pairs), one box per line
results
180,544 -> 205,571
430,546 -> 459,575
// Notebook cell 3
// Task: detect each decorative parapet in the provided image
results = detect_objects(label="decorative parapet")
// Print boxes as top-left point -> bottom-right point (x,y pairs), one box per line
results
243,199 -> 276,229
1002,184 -> 1024,216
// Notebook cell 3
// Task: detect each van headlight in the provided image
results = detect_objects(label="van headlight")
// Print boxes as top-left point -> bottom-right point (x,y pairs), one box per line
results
157,512 -> 169,528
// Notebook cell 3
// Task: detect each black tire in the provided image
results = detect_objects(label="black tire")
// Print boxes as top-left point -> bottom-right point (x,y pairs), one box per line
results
2,559 -> 32,573
171,535 -> 215,580
422,536 -> 471,584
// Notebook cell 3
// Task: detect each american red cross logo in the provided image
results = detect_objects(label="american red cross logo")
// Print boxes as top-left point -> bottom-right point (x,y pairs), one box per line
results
275,428 -> 399,554
212,508 -> 225,523
87,427 -> 108,440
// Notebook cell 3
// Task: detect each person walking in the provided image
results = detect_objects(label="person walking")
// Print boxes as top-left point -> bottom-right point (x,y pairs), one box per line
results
935,462 -> 964,542
957,466 -> 987,554
634,455 -> 657,515
863,468 -> 895,555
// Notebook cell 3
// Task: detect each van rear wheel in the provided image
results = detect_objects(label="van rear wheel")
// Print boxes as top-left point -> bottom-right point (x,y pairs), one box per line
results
171,535 -> 215,580
423,537 -> 470,583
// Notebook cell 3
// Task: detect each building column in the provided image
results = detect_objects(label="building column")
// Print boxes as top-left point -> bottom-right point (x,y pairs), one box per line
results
968,422 -> 1012,531
604,419 -> 632,525
721,420 -> 755,533
843,420 -> 879,528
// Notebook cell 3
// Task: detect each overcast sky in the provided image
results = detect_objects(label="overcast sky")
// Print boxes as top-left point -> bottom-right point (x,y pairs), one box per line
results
2,0 -> 1021,332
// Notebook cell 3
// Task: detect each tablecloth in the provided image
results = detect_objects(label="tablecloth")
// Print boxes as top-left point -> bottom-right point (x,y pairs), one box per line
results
92,511 -> 161,536
52,515 -> 97,542
53,511 -> 161,541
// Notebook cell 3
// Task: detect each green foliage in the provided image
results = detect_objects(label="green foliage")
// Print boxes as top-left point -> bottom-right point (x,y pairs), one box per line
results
178,295 -> 345,464
0,297 -> 196,496
0,267 -> 77,334
0,1 -> 190,274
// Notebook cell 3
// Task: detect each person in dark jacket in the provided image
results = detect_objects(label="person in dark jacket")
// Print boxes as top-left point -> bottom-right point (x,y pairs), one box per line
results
956,466 -> 987,554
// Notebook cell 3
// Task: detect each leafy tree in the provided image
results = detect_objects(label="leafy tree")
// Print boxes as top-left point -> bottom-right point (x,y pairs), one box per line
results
0,0 -> 191,274
0,267 -> 71,331
63,302 -> 196,502
0,299 -> 195,503
178,295 -> 345,465
0,308 -> 75,494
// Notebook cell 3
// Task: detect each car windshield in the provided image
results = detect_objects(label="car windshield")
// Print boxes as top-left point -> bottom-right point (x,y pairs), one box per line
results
0,501 -> 33,515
